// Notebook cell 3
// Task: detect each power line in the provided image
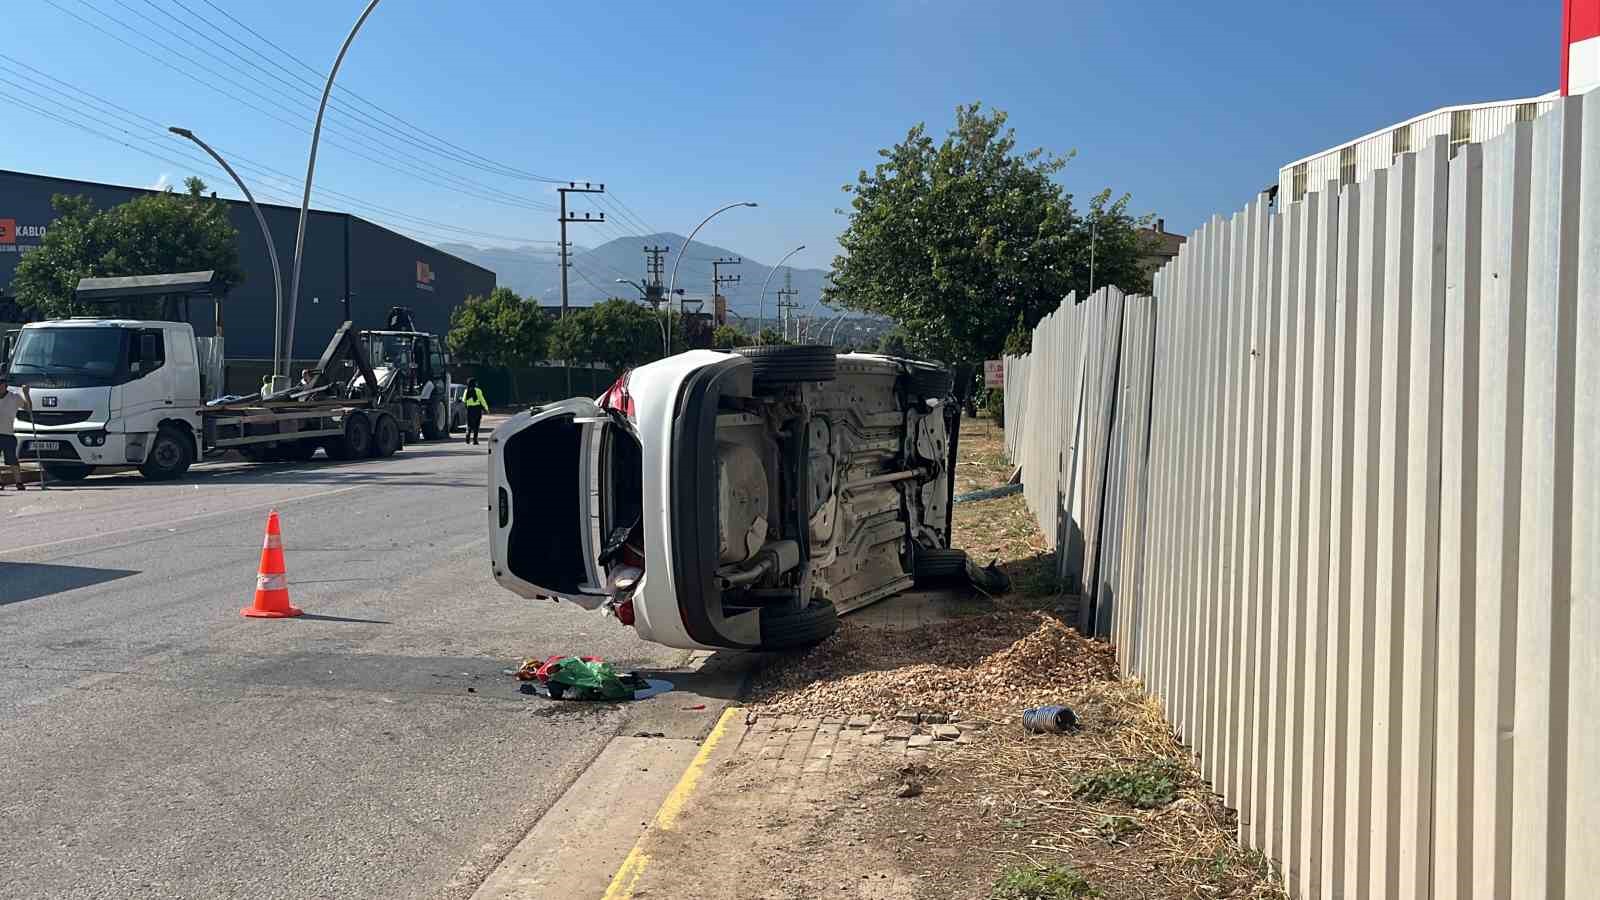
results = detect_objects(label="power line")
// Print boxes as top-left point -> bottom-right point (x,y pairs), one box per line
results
194,0 -> 567,185
45,0 -> 557,213
142,0 -> 557,191
0,57 -> 563,248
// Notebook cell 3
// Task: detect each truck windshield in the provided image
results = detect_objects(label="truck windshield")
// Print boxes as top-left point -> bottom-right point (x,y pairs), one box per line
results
5,327 -> 129,388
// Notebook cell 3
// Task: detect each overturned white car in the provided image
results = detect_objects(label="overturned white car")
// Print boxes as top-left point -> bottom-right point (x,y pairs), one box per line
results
488,345 -> 965,651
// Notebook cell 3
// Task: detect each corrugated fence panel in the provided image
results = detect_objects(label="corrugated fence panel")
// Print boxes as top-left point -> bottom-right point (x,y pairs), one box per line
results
999,105 -> 1588,890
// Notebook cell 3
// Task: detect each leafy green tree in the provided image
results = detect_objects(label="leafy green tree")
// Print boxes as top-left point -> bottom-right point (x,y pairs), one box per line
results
549,298 -> 674,372
826,103 -> 1153,369
12,178 -> 243,318
754,328 -> 790,346
447,286 -> 549,368
711,324 -> 748,349
876,328 -> 910,356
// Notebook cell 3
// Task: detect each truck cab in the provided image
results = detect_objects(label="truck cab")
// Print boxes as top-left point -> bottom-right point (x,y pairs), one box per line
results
5,318 -> 202,480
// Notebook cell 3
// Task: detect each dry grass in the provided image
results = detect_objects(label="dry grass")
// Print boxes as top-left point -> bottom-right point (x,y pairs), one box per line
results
745,418 -> 1287,900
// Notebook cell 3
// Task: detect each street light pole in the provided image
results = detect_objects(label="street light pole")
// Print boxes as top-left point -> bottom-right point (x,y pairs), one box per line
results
168,126 -> 283,377
666,201 -> 756,352
756,243 -> 804,339
285,0 -> 383,382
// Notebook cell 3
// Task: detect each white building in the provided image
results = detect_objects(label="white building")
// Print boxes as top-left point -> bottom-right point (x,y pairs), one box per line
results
1277,94 -> 1557,203
1279,0 -> 1596,203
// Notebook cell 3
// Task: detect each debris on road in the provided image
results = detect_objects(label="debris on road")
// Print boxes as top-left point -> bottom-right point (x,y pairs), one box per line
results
513,655 -> 647,701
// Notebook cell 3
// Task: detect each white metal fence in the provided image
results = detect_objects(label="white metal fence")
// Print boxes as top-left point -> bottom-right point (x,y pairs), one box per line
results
1002,92 -> 1600,898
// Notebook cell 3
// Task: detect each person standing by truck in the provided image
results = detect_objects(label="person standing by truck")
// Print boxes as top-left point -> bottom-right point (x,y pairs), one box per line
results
0,374 -> 33,491
463,378 -> 487,445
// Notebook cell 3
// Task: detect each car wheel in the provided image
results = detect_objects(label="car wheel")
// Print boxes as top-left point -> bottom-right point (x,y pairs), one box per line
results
912,547 -> 969,583
42,463 -> 93,482
735,344 -> 837,385
140,427 -> 193,481
758,598 -> 839,650
906,365 -> 954,400
370,412 -> 402,458
422,399 -> 447,440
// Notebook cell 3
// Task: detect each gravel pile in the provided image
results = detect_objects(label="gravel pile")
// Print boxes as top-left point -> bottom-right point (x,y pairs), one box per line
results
749,612 -> 1118,721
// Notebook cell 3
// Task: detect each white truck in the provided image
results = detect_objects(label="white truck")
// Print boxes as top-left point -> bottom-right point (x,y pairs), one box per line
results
1,272 -> 410,482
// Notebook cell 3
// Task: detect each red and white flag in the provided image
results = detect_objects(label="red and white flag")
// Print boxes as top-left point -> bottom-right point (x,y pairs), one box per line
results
1566,0 -> 1600,95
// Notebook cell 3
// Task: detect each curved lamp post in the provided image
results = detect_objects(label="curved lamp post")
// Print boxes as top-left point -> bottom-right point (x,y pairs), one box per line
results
285,0 -> 383,380
756,243 -> 804,340
168,126 -> 283,375
665,202 -> 756,352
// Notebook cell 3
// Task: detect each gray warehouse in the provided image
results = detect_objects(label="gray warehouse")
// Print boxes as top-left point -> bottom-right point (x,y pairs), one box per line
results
0,168 -> 495,361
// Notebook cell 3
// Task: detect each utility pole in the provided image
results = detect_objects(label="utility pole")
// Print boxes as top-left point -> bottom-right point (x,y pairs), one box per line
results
558,181 -> 605,393
775,268 -> 800,342
642,245 -> 670,308
711,256 -> 741,326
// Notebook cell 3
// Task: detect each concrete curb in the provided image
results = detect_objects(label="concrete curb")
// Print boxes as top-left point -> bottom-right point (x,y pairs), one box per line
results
601,707 -> 744,900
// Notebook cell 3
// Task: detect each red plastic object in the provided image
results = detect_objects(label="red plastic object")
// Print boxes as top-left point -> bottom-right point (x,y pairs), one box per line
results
534,655 -> 605,683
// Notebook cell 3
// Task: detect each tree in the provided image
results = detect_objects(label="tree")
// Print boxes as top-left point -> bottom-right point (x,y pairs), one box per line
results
548,298 -> 673,373
12,178 -> 243,318
826,103 -> 1153,370
447,286 -> 549,368
711,324 -> 748,349
876,328 -> 910,357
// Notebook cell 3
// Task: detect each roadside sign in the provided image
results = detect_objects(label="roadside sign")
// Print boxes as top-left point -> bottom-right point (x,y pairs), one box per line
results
984,359 -> 1004,388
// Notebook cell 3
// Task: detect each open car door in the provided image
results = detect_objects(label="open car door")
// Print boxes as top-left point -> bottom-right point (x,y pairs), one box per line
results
488,399 -> 612,608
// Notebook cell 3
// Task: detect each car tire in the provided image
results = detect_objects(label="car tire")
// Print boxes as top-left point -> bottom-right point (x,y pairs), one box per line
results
758,598 -> 839,650
912,547 -> 969,582
42,463 -> 93,482
735,344 -> 837,384
422,399 -> 447,440
140,427 -> 193,481
370,412 -> 401,458
906,365 -> 954,400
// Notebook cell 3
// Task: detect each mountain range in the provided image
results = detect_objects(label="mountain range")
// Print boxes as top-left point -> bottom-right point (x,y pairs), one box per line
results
437,232 -> 835,326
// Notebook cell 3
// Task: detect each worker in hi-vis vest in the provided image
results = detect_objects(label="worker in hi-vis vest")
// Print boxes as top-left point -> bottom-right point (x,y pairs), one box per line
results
463,378 -> 488,445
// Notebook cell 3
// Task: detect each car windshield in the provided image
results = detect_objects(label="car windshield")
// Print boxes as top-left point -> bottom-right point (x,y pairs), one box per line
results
5,327 -> 129,388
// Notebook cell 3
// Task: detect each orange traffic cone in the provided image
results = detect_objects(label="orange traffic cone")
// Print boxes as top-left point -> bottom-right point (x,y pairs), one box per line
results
242,509 -> 302,618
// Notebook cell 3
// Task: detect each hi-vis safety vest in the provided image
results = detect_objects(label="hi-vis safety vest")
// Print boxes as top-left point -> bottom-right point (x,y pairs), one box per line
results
465,388 -> 487,409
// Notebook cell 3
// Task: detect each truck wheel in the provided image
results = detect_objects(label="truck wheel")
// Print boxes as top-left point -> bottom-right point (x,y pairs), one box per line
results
337,413 -> 373,460
370,413 -> 401,458
422,399 -> 447,440
757,598 -> 839,650
735,344 -> 837,385
140,427 -> 193,481
42,463 -> 93,482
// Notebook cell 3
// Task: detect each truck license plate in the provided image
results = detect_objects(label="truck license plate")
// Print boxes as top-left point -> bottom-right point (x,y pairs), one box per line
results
30,441 -> 61,451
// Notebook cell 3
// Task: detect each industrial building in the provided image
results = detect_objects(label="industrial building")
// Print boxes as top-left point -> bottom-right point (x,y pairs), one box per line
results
0,168 -> 495,364
1279,0 -> 1598,202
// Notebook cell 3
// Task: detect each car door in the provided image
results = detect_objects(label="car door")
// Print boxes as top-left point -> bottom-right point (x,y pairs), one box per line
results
488,398 -> 611,608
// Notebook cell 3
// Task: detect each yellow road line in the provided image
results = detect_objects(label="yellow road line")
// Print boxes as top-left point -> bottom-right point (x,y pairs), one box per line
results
601,706 -> 740,900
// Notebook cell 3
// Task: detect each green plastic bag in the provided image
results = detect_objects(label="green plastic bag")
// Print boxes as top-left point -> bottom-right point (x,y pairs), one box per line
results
545,657 -> 634,701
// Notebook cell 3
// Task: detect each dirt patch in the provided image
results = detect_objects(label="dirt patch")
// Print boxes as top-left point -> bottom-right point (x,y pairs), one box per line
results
749,613 -> 1116,722
633,421 -> 1285,900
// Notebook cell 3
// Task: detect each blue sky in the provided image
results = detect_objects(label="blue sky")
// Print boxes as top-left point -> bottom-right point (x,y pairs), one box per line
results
0,0 -> 1561,272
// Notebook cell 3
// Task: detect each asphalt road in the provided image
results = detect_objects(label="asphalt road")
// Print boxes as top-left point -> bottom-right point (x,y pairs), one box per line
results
0,426 -> 686,900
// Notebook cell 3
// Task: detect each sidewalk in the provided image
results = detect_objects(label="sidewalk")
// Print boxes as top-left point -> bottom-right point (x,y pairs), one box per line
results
599,421 -> 1286,900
